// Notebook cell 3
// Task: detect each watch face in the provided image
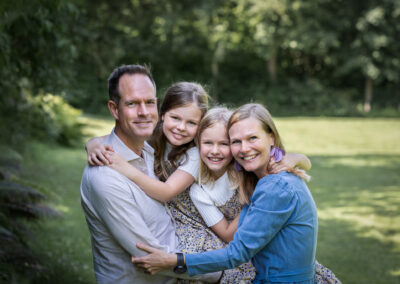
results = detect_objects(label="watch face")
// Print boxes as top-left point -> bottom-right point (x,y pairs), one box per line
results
173,265 -> 187,274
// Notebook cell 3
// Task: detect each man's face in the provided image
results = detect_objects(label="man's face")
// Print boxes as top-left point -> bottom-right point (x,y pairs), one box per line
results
110,74 -> 158,148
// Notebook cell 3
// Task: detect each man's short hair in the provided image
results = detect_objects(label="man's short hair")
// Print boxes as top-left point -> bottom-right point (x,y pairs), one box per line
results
108,64 -> 156,105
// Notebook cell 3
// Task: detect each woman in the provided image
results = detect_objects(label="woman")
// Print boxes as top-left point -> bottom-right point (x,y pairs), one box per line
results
131,103 -> 319,283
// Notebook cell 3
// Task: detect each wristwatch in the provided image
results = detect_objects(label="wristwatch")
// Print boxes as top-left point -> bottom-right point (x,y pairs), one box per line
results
173,253 -> 187,274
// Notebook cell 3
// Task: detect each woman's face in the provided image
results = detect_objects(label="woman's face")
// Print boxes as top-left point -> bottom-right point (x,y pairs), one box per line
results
199,122 -> 232,179
162,104 -> 202,146
229,117 -> 274,179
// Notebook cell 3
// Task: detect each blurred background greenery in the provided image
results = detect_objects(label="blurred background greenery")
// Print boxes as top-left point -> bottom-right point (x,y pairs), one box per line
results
0,0 -> 399,283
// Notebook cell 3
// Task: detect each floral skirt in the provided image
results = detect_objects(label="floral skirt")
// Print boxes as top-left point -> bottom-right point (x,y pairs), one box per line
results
169,189 -> 255,283
316,261 -> 342,284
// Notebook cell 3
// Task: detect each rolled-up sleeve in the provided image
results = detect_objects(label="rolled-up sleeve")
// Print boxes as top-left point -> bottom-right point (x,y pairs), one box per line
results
186,177 -> 297,275
190,183 -> 224,227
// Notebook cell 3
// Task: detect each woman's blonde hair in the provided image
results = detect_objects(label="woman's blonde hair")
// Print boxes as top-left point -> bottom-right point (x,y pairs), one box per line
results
228,103 -> 310,204
195,107 -> 238,187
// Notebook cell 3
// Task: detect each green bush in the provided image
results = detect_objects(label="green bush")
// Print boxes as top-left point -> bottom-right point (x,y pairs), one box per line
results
29,93 -> 83,147
0,85 -> 84,148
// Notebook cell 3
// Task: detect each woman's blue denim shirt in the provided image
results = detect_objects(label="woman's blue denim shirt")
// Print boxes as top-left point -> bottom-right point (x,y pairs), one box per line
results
186,172 -> 318,283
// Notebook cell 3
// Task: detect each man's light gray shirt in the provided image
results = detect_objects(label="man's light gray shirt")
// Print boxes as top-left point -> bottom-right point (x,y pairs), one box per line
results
80,130 -> 220,283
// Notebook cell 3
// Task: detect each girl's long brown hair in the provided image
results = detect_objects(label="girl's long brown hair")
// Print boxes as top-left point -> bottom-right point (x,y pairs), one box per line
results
148,82 -> 209,181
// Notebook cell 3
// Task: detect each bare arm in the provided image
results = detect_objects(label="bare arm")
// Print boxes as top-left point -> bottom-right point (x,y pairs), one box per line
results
189,183 -> 239,243
109,152 -> 194,202
269,153 -> 311,174
210,215 -> 239,243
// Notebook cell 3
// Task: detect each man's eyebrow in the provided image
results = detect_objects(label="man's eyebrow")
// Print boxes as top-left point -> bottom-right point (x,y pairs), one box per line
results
124,99 -> 137,104
124,98 -> 156,104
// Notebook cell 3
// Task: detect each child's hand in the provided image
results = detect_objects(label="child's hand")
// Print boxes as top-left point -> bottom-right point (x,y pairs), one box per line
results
107,152 -> 131,175
268,153 -> 299,174
87,144 -> 114,166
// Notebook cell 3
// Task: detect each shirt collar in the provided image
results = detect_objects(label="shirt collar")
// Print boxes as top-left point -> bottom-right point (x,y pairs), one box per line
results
105,129 -> 154,162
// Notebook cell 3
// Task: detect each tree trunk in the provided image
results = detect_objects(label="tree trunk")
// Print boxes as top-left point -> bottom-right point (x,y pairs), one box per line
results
363,76 -> 373,112
211,54 -> 219,102
267,50 -> 277,84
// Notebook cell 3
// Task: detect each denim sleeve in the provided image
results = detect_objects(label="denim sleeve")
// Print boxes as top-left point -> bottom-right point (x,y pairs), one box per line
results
186,176 -> 297,275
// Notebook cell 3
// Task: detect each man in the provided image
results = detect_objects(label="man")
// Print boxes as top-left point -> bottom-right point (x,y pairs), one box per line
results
80,65 -> 220,283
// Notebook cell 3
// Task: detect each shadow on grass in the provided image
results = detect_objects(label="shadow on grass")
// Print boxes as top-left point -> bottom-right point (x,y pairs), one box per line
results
310,154 -> 400,284
317,219 -> 400,284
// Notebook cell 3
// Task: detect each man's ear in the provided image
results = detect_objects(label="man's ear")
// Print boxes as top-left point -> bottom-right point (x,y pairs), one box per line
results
108,100 -> 119,120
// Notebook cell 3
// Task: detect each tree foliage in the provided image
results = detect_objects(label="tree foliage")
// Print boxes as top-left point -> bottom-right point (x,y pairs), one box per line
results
1,0 -> 399,148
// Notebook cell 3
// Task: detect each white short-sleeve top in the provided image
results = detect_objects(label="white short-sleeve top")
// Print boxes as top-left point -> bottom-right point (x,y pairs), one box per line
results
190,172 -> 237,227
164,144 -> 200,179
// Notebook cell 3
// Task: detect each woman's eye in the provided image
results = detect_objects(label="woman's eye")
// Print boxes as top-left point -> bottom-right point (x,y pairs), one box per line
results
250,136 -> 257,141
231,140 -> 240,145
171,116 -> 179,120
188,121 -> 197,126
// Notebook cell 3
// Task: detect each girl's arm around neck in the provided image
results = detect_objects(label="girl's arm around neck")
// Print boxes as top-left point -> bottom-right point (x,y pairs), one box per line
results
293,153 -> 311,171
210,215 -> 240,243
86,135 -> 113,166
109,152 -> 194,202
269,152 -> 311,174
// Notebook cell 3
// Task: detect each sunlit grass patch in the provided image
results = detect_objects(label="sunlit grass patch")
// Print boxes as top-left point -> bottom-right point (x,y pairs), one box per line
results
79,114 -> 114,139
275,117 -> 400,155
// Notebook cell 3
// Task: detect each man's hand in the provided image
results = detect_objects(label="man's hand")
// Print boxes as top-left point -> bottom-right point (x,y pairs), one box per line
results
132,243 -> 178,275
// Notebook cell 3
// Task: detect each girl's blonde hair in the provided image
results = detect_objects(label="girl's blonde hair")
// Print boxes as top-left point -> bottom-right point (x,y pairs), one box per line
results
148,82 -> 209,181
195,107 -> 239,187
228,103 -> 310,204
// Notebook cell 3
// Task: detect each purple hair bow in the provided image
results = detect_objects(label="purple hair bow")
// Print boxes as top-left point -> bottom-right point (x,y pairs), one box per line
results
270,146 -> 285,162
234,160 -> 243,172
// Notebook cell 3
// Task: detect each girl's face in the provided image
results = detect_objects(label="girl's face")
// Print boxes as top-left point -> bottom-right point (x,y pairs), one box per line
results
199,122 -> 232,179
229,117 -> 274,179
162,103 -> 202,146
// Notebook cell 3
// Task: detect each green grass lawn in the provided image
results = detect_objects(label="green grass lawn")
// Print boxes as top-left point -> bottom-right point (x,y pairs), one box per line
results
21,116 -> 400,284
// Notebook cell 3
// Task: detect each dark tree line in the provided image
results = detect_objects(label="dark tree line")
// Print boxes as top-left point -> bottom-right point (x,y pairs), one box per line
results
1,0 -> 400,146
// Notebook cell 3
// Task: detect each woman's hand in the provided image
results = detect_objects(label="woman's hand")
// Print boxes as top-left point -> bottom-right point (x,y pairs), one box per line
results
268,153 -> 311,174
132,243 -> 177,275
87,144 -> 114,166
